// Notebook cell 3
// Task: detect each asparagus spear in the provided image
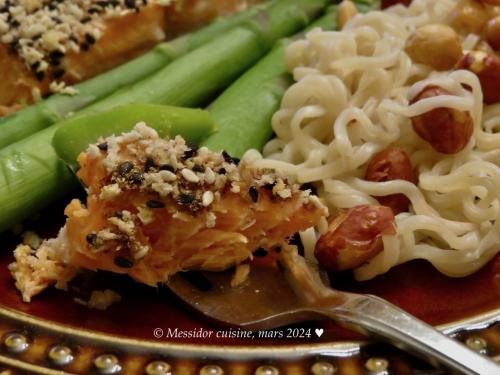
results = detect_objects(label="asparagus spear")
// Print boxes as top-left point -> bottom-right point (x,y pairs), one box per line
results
53,104 -> 215,172
0,0 -> 329,234
203,1 -> 379,156
0,1 -> 276,149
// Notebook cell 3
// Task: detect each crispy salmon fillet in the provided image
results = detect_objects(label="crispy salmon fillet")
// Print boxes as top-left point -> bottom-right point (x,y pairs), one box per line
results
0,0 -> 262,110
10,123 -> 327,302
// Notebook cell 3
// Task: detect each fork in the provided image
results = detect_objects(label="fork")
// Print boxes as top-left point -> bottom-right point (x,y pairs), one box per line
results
167,248 -> 500,375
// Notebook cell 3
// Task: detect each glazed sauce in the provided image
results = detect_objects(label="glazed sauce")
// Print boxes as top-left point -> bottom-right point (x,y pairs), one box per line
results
0,198 -> 499,346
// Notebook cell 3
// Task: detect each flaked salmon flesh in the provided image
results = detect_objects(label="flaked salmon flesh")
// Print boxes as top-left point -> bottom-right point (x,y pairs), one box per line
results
0,0 -> 262,112
9,123 -> 327,302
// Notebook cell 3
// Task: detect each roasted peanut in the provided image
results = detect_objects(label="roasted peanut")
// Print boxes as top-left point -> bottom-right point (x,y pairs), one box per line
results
448,0 -> 490,34
456,50 -> 500,104
410,85 -> 474,154
381,0 -> 411,9
337,0 -> 358,29
314,205 -> 396,272
365,148 -> 416,214
486,16 -> 500,51
405,24 -> 462,71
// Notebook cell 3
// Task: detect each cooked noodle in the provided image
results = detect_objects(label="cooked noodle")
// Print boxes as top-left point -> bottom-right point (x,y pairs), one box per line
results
244,0 -> 500,280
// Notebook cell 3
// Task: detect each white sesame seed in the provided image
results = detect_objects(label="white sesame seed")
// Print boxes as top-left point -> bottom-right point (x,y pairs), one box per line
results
159,170 -> 176,182
99,184 -> 121,201
181,168 -> 200,183
204,167 -> 216,184
277,188 -> 292,199
230,183 -> 241,193
202,191 -> 214,207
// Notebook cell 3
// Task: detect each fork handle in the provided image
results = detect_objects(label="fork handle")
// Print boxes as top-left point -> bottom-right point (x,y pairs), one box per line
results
316,293 -> 499,375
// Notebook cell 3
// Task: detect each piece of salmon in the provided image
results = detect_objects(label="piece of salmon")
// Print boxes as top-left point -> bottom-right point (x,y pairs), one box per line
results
10,123 -> 327,302
0,0 -> 262,111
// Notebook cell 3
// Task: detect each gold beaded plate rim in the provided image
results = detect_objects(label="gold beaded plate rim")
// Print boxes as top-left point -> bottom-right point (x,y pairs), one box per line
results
0,303 -> 498,360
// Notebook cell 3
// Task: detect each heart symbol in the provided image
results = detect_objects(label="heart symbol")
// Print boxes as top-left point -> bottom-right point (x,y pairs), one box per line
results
315,328 -> 324,338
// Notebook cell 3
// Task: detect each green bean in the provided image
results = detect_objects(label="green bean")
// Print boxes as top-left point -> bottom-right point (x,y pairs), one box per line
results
203,1 -> 379,156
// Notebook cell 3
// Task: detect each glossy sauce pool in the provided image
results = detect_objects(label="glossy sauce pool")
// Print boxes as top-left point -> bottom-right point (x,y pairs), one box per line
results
0,199 -> 499,347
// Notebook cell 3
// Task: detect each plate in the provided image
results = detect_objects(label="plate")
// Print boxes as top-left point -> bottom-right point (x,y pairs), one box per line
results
0,199 -> 498,374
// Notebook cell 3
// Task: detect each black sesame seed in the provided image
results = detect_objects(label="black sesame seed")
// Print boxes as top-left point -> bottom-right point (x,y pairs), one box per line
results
144,157 -> 156,172
35,70 -> 45,82
274,246 -> 282,253
81,42 -> 89,51
218,167 -> 226,175
31,61 -> 40,71
263,182 -> 276,191
97,142 -> 108,151
86,233 -> 97,245
9,38 -> 19,51
52,68 -> 65,79
113,211 -> 124,219
159,164 -> 175,172
125,0 -> 136,8
49,50 -> 64,60
222,150 -> 239,165
146,200 -> 165,209
88,7 -> 100,14
118,161 -> 134,176
178,193 -> 195,205
129,172 -> 144,184
183,143 -> 198,159
85,33 -> 96,45
192,164 -> 205,173
253,247 -> 268,257
81,16 -> 91,23
10,19 -> 19,27
249,186 -> 259,203
222,151 -> 232,163
114,256 -> 134,268
51,16 -> 62,24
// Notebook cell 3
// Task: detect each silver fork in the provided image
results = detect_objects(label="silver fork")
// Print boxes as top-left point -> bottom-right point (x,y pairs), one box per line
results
167,248 -> 500,375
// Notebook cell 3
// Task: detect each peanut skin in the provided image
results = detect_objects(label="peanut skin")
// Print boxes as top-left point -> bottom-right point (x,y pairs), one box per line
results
456,51 -> 500,104
486,16 -> 500,51
314,205 -> 396,272
410,85 -> 474,154
365,148 -> 416,214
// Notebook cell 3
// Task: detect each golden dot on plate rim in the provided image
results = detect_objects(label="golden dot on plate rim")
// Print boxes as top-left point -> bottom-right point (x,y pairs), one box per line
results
365,357 -> 389,372
94,353 -> 122,374
465,336 -> 488,353
3,332 -> 29,353
146,360 -> 172,375
311,361 -> 337,375
48,344 -> 74,365
199,364 -> 224,375
255,365 -> 280,375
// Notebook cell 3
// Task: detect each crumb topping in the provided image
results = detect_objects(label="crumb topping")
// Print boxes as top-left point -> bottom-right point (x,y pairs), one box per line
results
81,123 -> 325,261
0,0 -> 172,88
